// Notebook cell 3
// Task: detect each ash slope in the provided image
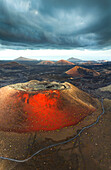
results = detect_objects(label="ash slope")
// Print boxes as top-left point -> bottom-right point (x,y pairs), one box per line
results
0,80 -> 98,132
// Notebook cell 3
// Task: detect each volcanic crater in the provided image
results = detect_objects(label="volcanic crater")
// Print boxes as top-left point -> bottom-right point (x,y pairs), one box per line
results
0,80 -> 98,133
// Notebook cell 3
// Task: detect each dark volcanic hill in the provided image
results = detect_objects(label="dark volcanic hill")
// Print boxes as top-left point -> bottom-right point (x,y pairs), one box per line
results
55,59 -> 75,65
66,66 -> 100,77
0,61 -> 26,69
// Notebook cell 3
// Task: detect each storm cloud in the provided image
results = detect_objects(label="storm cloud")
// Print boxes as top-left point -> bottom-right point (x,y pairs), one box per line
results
0,0 -> 111,49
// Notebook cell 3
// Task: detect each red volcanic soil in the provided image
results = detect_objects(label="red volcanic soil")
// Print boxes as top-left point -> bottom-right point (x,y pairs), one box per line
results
66,66 -> 100,77
38,60 -> 55,65
55,60 -> 75,65
0,81 -> 97,133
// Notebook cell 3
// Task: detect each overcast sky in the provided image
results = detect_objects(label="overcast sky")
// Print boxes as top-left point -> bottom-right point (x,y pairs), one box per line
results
0,0 -> 111,60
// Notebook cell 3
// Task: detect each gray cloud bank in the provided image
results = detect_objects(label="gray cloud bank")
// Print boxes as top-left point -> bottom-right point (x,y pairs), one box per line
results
0,0 -> 111,49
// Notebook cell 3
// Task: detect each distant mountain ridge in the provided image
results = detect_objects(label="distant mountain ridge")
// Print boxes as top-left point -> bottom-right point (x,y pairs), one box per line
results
67,57 -> 83,63
15,57 -> 37,61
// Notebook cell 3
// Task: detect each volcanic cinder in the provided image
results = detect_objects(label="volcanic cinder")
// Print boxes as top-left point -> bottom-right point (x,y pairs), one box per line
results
0,80 -> 97,133
66,66 -> 100,77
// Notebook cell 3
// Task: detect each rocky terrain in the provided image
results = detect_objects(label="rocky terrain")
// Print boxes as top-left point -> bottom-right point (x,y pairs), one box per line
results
0,60 -> 111,170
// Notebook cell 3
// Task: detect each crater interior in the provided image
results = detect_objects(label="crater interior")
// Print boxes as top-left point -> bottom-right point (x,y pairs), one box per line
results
9,80 -> 70,92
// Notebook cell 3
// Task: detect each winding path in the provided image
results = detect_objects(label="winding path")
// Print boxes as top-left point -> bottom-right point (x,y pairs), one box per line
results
0,98 -> 104,163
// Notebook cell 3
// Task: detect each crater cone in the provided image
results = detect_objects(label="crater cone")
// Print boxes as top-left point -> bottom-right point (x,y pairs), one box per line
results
66,66 -> 100,77
38,60 -> 55,65
55,60 -> 74,65
0,61 -> 26,69
0,80 -> 97,132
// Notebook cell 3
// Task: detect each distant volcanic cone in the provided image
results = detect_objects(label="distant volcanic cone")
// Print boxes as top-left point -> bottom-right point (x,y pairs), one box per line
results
38,60 -> 55,65
0,80 -> 97,133
0,61 -> 26,69
55,60 -> 75,65
66,66 -> 100,77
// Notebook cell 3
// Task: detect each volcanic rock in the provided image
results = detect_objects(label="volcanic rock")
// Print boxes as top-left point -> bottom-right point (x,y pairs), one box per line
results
99,84 -> 111,92
66,66 -> 100,77
0,80 -> 98,133
95,84 -> 111,99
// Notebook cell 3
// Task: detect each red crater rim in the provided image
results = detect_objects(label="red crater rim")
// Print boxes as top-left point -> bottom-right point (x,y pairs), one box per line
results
0,80 -> 97,133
